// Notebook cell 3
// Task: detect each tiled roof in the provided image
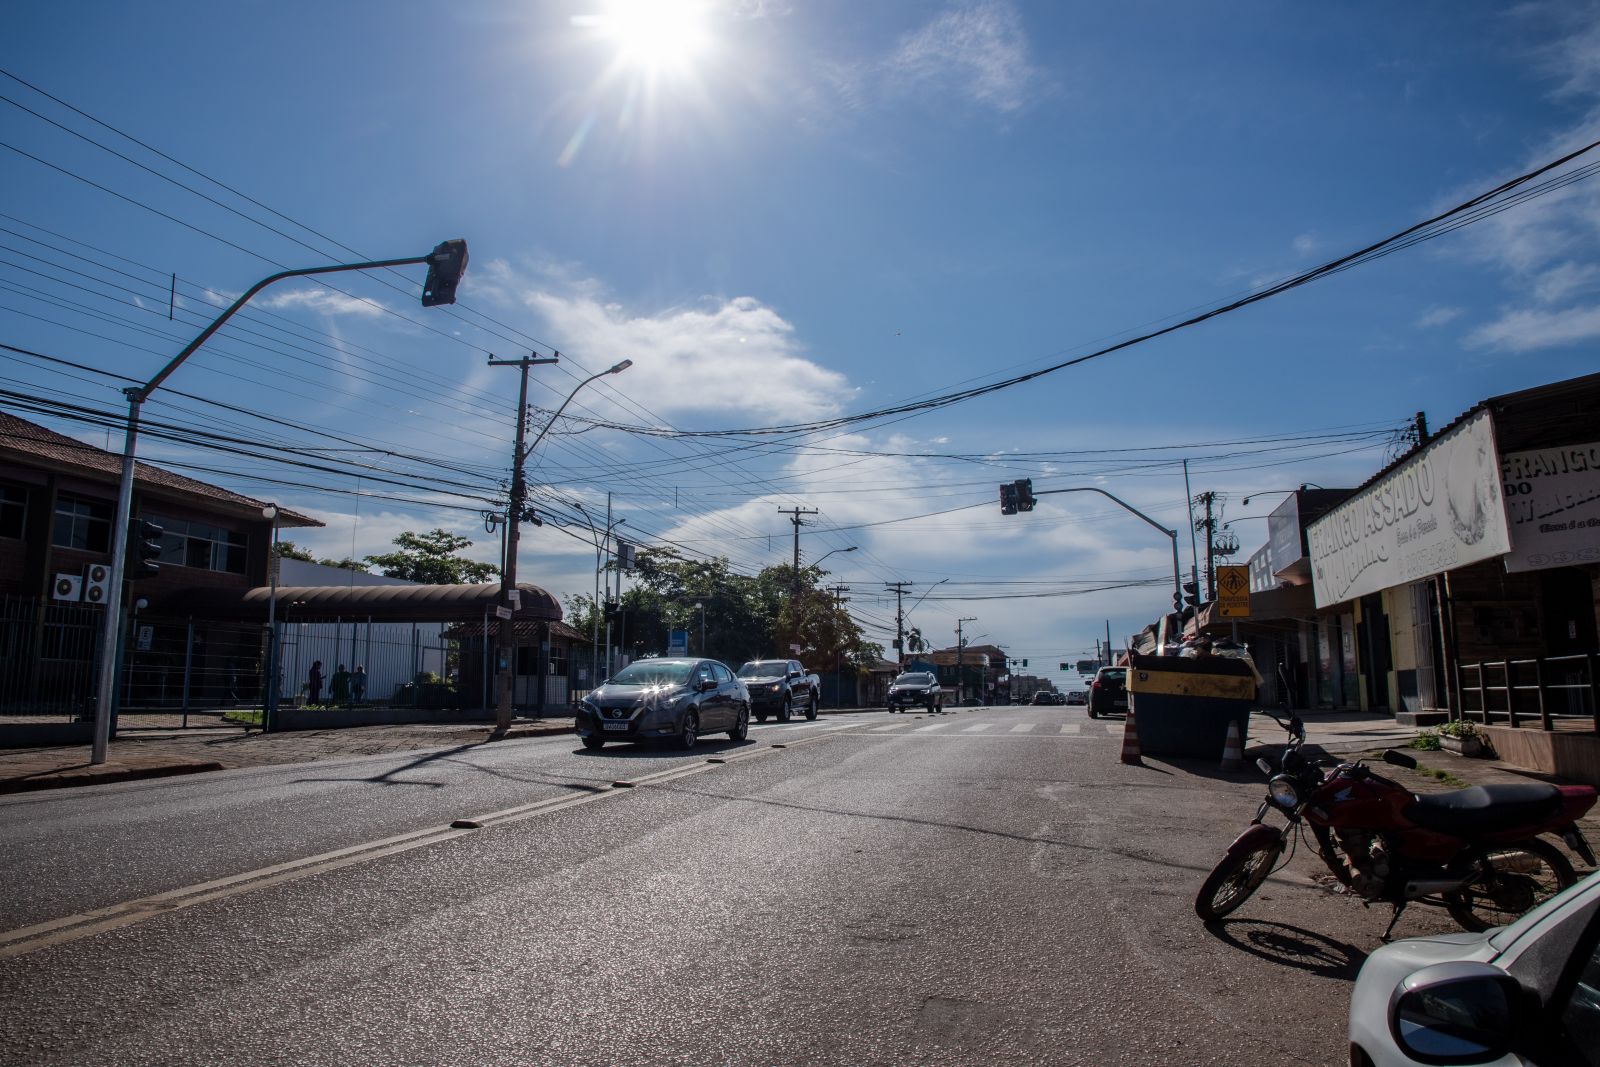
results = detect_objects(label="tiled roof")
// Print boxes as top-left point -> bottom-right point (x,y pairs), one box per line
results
0,411 -> 321,528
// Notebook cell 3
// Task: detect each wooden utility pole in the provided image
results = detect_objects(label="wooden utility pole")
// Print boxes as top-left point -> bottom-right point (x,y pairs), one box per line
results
885,581 -> 913,668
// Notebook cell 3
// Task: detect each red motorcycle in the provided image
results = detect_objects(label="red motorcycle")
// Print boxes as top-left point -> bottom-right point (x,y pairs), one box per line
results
1195,717 -> 1597,937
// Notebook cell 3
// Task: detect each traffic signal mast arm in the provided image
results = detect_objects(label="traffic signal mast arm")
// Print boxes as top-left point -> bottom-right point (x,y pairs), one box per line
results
1006,483 -> 1184,618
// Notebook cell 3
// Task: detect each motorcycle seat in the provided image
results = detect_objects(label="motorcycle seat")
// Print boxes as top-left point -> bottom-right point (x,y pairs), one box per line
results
1403,783 -> 1562,837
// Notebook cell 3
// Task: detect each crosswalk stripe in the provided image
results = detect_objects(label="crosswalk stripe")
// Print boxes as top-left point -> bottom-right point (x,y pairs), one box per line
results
1057,723 -> 1080,735
913,722 -> 951,733
961,724 -> 990,733
871,721 -> 913,733
1009,723 -> 1034,734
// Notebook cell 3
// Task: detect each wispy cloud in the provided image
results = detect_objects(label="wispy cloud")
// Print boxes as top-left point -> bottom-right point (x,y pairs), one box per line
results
1466,304 -> 1600,352
1415,305 -> 1464,328
261,288 -> 389,319
884,1 -> 1044,115
1292,232 -> 1319,256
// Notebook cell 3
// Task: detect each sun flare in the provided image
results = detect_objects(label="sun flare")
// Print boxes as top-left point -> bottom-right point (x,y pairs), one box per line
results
593,0 -> 712,74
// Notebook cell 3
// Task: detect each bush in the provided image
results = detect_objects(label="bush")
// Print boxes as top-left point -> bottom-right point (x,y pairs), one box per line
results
1438,719 -> 1481,739
1412,728 -> 1442,751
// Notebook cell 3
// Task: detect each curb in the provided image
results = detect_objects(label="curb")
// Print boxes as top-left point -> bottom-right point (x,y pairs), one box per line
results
0,760 -> 226,796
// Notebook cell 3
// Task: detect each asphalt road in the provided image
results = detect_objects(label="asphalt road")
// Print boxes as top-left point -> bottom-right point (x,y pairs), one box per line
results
0,705 -> 1469,1066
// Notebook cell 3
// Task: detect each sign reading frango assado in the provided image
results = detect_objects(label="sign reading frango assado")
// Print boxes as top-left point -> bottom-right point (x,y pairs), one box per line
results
1307,409 -> 1510,608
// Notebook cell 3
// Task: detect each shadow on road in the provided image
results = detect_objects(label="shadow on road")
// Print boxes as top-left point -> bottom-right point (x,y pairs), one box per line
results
1204,917 -> 1367,979
573,737 -> 759,759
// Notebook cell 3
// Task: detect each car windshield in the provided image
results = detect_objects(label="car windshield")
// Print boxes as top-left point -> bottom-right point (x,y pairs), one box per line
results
737,662 -> 785,678
608,661 -> 695,686
893,673 -> 934,686
1100,669 -> 1126,682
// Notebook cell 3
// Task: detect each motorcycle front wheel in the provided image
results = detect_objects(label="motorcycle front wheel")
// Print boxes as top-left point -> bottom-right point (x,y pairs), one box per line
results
1195,837 -> 1283,923
1444,839 -> 1575,932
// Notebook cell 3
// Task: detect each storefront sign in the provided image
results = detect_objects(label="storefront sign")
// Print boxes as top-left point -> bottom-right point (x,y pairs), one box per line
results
1500,441 -> 1600,572
1308,409 -> 1510,607
667,629 -> 688,655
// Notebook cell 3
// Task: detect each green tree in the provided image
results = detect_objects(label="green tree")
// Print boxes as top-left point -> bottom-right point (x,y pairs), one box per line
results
363,529 -> 498,584
273,541 -> 315,561
317,557 -> 371,572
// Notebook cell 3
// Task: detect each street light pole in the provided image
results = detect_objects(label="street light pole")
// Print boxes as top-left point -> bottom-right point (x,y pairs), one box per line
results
492,359 -> 632,730
90,242 -> 468,764
956,616 -> 977,706
262,503 -> 281,732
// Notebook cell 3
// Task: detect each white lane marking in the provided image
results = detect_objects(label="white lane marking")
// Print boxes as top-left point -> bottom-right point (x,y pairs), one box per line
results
1058,723 -> 1081,736
1106,723 -> 1125,736
1009,723 -> 1034,734
912,722 -> 952,733
961,724 -> 991,734
871,721 -> 914,733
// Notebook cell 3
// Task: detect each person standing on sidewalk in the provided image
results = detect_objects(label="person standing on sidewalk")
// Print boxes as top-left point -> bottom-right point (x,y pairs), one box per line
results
351,665 -> 367,705
307,661 -> 323,705
330,664 -> 351,705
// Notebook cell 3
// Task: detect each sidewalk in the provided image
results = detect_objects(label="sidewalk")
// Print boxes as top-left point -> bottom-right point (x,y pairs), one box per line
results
0,716 -> 578,795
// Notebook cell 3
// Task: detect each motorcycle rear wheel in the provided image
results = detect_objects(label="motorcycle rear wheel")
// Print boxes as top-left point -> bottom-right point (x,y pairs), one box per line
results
1195,837 -> 1283,923
1444,839 -> 1575,932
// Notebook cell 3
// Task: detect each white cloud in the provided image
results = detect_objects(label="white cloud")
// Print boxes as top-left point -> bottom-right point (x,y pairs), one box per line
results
1415,305 -> 1465,328
1532,260 -> 1600,303
500,267 -> 851,422
885,1 -> 1043,115
261,288 -> 389,319
1292,233 -> 1318,256
1466,304 -> 1600,352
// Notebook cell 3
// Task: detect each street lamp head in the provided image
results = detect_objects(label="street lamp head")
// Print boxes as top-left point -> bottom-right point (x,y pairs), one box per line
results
262,503 -> 278,521
607,359 -> 633,375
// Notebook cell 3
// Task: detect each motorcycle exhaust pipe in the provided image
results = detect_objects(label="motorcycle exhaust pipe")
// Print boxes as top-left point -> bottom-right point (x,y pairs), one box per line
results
1404,878 -> 1469,899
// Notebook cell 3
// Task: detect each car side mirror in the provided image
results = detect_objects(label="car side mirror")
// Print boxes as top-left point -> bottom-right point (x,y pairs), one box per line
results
1389,963 -> 1523,1065
698,679 -> 718,692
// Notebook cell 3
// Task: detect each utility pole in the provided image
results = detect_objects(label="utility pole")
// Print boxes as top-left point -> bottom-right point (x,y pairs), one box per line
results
487,352 -> 560,731
955,616 -> 977,707
1183,459 -> 1202,606
885,581 -> 913,668
830,584 -> 849,707
779,506 -> 818,655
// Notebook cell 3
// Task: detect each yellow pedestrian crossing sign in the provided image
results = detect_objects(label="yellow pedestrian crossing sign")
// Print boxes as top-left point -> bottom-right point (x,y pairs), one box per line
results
1217,565 -> 1250,618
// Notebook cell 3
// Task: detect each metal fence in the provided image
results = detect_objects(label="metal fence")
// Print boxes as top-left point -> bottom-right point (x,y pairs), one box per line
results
1459,654 -> 1600,734
0,593 -> 104,719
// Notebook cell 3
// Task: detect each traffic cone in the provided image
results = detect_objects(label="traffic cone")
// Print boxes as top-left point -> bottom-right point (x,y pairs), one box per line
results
1120,702 -> 1142,765
1220,718 -> 1244,772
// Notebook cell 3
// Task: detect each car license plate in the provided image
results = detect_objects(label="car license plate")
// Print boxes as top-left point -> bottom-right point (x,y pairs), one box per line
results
1113,699 -> 1127,708
602,721 -> 631,731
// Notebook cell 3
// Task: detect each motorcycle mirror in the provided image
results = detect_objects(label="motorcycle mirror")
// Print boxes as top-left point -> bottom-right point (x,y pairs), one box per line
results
1255,757 -> 1273,775
1288,715 -> 1305,742
1382,749 -> 1418,770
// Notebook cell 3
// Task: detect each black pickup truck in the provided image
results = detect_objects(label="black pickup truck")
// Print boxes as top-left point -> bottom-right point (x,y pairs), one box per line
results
735,659 -> 819,722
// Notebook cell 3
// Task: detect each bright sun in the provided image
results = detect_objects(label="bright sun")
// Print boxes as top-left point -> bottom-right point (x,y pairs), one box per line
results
594,0 -> 712,74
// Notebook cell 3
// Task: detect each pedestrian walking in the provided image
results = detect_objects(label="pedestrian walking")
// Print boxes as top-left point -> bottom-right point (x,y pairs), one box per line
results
307,660 -> 323,705
351,664 -> 367,705
330,663 -> 351,704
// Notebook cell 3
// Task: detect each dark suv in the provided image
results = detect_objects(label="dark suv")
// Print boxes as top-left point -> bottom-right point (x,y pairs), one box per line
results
1087,667 -> 1127,718
887,671 -> 943,713
736,659 -> 817,722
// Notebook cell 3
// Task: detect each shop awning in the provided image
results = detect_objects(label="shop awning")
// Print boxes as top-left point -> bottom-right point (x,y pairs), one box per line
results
154,582 -> 562,623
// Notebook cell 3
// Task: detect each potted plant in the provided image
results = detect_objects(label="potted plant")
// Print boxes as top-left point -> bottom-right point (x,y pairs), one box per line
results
1437,719 -> 1486,757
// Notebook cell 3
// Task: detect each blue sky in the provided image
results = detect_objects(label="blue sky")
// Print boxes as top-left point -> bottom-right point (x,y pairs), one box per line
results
5,1 -> 1599,687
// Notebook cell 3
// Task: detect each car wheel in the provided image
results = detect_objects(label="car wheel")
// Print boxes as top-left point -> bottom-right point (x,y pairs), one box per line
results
778,696 -> 792,723
679,709 -> 699,750
805,695 -> 817,721
755,712 -> 767,723
1087,706 -> 1098,719
728,705 -> 749,742
581,736 -> 605,751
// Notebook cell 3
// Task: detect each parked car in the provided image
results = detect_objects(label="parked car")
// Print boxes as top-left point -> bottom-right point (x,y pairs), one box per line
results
1087,667 -> 1127,718
735,659 -> 818,722
886,671 -> 943,713
1347,869 -> 1600,1067
1065,690 -> 1087,705
576,658 -> 749,750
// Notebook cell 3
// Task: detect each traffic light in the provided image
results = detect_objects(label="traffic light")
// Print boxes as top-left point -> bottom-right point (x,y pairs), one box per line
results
1183,581 -> 1202,608
1014,478 -> 1035,512
999,482 -> 1018,515
421,239 -> 469,307
1060,662 -> 1069,671
128,519 -> 163,581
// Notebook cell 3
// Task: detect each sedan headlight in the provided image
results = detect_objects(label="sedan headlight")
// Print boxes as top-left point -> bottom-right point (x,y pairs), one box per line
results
1268,775 -> 1300,809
